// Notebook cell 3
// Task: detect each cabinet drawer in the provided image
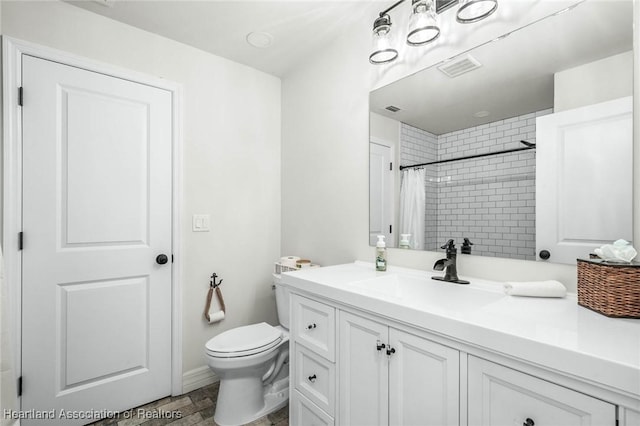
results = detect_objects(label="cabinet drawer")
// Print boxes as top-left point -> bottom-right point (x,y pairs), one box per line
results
468,356 -> 616,426
291,390 -> 334,426
292,295 -> 335,361
295,344 -> 335,416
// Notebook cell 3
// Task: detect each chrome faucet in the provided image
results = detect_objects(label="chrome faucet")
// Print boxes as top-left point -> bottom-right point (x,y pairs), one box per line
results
432,239 -> 470,285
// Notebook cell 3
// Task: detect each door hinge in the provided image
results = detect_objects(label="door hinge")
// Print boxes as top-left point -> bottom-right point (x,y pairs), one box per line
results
18,87 -> 23,106
389,162 -> 393,171
17,376 -> 22,397
18,232 -> 23,250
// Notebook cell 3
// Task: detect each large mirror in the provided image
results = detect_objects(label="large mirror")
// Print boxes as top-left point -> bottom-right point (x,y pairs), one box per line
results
369,0 -> 634,264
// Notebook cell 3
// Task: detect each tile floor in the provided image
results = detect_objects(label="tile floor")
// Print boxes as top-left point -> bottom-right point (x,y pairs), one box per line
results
87,382 -> 289,426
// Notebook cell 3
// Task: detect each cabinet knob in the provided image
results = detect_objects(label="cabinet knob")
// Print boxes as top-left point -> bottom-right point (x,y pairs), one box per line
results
539,250 -> 551,260
376,340 -> 386,351
523,418 -> 535,426
386,347 -> 396,356
308,374 -> 317,383
307,323 -> 317,330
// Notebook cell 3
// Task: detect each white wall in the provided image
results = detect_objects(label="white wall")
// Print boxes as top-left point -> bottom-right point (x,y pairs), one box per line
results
555,51 -> 633,112
370,112 -> 400,147
281,0 -> 630,293
1,0 -> 281,382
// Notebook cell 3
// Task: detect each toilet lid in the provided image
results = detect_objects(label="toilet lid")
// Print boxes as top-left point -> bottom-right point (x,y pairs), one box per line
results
205,322 -> 282,358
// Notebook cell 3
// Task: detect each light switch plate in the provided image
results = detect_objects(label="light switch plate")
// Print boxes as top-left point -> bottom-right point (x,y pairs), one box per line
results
192,214 -> 210,232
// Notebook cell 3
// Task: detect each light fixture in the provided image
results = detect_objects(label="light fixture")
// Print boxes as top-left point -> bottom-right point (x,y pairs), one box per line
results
456,0 -> 498,23
407,0 -> 440,46
369,14 -> 399,65
370,0 -> 498,65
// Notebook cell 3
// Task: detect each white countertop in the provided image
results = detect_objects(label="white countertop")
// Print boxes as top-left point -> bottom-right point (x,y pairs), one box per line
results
280,261 -> 640,399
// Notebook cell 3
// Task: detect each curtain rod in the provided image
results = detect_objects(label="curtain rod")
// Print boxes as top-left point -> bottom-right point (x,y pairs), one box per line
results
399,140 -> 536,170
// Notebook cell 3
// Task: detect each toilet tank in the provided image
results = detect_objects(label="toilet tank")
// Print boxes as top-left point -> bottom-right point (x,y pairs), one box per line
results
273,275 -> 290,330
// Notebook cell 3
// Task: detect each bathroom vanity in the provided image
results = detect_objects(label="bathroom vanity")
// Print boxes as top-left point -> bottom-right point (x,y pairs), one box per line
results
280,262 -> 640,426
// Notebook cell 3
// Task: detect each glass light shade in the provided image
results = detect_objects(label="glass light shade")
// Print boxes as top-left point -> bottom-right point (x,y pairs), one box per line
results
407,0 -> 440,46
369,15 -> 399,65
456,0 -> 498,23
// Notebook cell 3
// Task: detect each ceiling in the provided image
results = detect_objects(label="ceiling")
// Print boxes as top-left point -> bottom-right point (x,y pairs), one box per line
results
65,0 -> 633,130
66,0 -> 383,77
370,0 -> 634,135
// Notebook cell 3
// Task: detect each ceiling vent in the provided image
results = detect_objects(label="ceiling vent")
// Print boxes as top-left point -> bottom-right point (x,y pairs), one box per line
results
437,54 -> 482,78
385,105 -> 401,113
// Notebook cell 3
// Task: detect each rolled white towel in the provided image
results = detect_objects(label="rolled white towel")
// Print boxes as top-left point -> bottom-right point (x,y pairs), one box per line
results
504,280 -> 567,298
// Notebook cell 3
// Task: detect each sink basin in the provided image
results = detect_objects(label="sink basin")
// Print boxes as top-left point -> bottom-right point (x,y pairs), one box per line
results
348,273 -> 505,313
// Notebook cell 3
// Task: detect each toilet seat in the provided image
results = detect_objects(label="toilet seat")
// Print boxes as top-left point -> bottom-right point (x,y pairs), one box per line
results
206,322 -> 282,358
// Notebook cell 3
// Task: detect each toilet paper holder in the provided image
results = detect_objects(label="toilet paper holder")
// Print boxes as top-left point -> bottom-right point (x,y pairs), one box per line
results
204,272 -> 226,323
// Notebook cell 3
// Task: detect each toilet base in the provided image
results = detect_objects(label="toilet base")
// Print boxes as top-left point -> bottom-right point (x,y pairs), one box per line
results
262,377 -> 289,418
213,376 -> 289,426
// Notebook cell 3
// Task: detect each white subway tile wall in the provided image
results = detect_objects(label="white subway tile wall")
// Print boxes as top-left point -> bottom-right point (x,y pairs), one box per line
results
400,109 -> 552,260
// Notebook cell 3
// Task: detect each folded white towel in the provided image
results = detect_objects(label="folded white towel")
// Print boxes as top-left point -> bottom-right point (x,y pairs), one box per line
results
594,239 -> 637,263
504,280 -> 567,298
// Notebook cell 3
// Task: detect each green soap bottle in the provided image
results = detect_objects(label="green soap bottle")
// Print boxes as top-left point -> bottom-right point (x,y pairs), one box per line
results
376,235 -> 387,271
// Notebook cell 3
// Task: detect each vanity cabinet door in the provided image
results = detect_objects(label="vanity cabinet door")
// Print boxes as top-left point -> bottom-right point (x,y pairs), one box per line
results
339,311 -> 389,426
622,407 -> 640,426
468,356 -> 616,426
388,328 -> 460,426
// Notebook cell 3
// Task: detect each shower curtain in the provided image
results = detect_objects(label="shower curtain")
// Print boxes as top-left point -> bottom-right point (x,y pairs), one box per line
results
1,246 -> 18,425
399,168 -> 426,250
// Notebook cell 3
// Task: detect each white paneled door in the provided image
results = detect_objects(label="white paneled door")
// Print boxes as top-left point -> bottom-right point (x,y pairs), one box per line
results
536,96 -> 633,264
21,55 -> 173,424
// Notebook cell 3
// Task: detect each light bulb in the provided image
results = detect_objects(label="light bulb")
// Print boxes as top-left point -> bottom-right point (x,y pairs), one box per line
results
407,0 -> 440,46
369,15 -> 399,65
456,0 -> 498,24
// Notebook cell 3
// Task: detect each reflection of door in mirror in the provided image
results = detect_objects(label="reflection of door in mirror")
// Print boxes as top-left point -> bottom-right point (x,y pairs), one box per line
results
370,140 -> 394,247
536,97 -> 633,265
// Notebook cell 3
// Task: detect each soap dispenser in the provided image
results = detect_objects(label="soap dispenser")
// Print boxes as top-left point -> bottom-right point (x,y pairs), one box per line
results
376,235 -> 387,271
399,234 -> 411,249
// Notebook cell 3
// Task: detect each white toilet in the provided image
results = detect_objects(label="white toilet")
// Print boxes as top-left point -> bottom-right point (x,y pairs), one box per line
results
205,278 -> 290,426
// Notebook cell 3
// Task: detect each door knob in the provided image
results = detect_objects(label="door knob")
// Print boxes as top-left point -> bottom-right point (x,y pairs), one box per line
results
539,250 -> 551,260
156,254 -> 169,265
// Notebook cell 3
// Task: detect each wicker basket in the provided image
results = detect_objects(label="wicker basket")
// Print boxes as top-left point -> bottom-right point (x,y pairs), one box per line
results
577,258 -> 640,318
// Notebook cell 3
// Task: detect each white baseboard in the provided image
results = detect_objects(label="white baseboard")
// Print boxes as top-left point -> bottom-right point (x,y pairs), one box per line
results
181,366 -> 218,394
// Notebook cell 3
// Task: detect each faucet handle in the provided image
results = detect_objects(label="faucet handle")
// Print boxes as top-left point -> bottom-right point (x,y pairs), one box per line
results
440,239 -> 455,250
461,238 -> 473,254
